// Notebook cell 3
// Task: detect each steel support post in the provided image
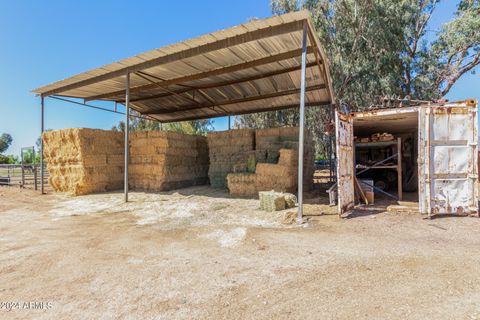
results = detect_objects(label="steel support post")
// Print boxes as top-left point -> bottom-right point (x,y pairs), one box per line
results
124,73 -> 130,202
297,22 -> 308,223
40,95 -> 45,194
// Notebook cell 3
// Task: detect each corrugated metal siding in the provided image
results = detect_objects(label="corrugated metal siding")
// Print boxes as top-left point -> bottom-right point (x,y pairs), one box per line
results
421,103 -> 478,216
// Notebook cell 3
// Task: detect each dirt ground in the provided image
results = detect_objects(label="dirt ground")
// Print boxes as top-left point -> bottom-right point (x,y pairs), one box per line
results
1,185 -> 480,320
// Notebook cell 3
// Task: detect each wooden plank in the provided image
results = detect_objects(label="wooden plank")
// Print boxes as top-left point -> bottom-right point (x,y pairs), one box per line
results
355,166 -> 398,169
84,47 -> 314,101
355,141 -> 399,147
354,176 -> 369,205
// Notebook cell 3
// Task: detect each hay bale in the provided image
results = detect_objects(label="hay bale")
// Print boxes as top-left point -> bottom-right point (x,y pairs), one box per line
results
259,191 -> 297,213
42,128 -> 124,195
43,128 -> 209,195
259,191 -> 286,212
207,129 -> 255,188
129,131 -> 209,192
211,127 -> 314,196
254,127 -> 314,191
227,173 -> 257,196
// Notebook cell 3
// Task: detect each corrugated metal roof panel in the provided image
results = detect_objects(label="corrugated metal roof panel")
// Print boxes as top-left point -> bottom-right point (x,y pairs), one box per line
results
32,10 -> 334,122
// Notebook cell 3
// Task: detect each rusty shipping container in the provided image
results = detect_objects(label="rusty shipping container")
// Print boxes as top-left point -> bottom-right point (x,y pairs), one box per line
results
335,99 -> 478,217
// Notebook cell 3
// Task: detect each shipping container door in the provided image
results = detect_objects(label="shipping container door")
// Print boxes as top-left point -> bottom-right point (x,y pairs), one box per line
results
335,110 -> 354,214
420,105 -> 478,216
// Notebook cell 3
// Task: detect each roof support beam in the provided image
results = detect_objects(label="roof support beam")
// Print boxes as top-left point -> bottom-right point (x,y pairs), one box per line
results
147,84 -> 325,115
124,73 -> 130,203
40,96 -> 45,195
150,101 -> 330,123
117,62 -> 318,104
40,19 -> 306,96
84,47 -> 314,101
297,21 -> 308,223
133,71 -> 202,106
306,29 -> 325,83
305,19 -> 336,104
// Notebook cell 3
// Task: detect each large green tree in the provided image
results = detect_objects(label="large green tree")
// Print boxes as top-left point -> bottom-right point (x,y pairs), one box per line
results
236,0 -> 479,157
0,133 -> 13,154
269,0 -> 479,105
0,133 -> 16,164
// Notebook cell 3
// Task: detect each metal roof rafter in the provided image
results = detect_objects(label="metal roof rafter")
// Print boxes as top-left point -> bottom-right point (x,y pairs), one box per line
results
148,84 -> 326,115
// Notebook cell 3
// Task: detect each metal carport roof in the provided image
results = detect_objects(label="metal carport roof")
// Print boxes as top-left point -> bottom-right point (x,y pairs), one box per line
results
32,10 -> 334,122
34,10 -> 335,222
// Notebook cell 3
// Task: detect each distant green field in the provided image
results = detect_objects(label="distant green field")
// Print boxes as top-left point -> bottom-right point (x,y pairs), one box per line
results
0,167 -> 37,177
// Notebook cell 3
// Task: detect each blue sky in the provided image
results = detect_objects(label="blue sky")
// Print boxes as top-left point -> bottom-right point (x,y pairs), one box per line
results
0,0 -> 478,157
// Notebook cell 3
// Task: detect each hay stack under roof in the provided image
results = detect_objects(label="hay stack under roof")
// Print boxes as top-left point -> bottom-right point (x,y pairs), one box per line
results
225,127 -> 315,196
129,131 -> 208,191
42,128 -> 124,195
207,129 -> 255,189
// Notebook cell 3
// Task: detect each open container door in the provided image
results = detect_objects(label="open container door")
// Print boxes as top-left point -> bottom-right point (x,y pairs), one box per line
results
419,102 -> 479,217
335,110 -> 355,215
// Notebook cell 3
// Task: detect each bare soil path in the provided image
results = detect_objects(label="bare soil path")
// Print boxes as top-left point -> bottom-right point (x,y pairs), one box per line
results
1,186 -> 480,319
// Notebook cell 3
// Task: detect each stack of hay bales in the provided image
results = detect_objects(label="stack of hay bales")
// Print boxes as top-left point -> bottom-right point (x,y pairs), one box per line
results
256,127 -> 314,191
228,148 -> 302,195
129,131 -> 208,191
255,148 -> 299,193
207,129 -> 255,188
255,127 -> 302,163
42,128 -> 124,195
226,127 -> 315,196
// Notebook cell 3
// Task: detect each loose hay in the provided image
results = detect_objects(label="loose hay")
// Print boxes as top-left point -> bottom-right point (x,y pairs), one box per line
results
284,193 -> 297,208
282,211 -> 297,224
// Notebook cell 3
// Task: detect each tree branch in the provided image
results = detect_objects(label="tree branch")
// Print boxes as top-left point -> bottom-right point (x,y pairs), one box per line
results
441,53 -> 480,96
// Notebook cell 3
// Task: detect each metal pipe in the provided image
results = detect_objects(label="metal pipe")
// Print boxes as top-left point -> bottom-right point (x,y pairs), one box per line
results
124,73 -> 130,202
228,116 -> 231,130
21,157 -> 25,188
357,181 -> 398,200
297,22 -> 308,223
355,153 -> 398,176
48,96 -> 154,121
40,95 -> 45,194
